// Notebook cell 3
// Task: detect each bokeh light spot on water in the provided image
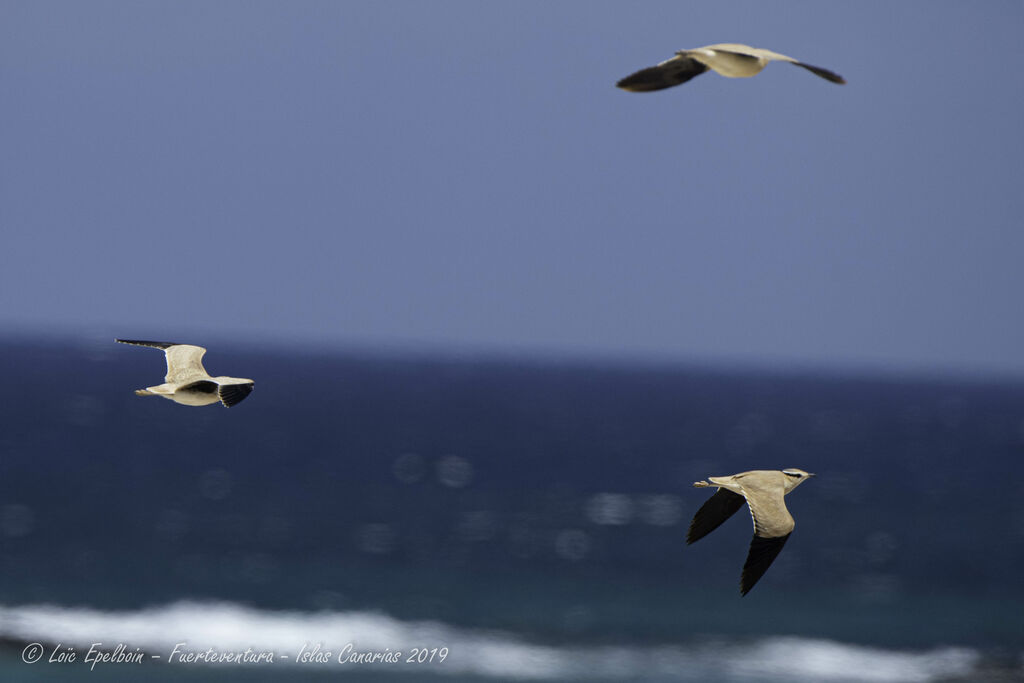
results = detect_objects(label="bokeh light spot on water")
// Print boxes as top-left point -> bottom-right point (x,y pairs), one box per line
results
1,504 -> 34,538
507,522 -> 543,559
436,455 -> 473,488
865,531 -> 899,567
585,493 -> 633,526
851,573 -> 902,603
561,604 -> 595,634
258,515 -> 292,545
554,529 -> 591,561
457,510 -> 496,542
355,522 -> 397,555
198,468 -> 233,501
154,508 -> 189,541
637,494 -> 683,526
392,452 -> 426,484
725,411 -> 773,455
216,513 -> 249,542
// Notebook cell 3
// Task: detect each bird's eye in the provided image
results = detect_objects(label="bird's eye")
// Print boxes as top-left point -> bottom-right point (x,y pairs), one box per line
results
783,470 -> 802,477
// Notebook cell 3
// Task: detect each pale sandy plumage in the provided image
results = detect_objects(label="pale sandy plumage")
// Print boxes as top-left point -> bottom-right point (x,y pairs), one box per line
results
617,43 -> 845,92
688,468 -> 814,595
115,339 -> 254,408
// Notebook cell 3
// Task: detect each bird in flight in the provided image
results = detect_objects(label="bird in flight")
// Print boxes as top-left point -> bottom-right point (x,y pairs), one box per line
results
616,43 -> 845,92
115,339 -> 254,408
688,468 -> 814,595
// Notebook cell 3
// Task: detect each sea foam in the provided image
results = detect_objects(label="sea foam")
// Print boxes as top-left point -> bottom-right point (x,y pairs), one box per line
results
0,601 -> 983,681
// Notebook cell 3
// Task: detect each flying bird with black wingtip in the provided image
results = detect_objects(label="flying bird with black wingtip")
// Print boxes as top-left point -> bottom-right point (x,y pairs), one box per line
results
688,468 -> 814,595
617,43 -> 845,92
115,339 -> 254,408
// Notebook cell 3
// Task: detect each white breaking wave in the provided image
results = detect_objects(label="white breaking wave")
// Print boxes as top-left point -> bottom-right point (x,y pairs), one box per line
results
0,601 -> 982,682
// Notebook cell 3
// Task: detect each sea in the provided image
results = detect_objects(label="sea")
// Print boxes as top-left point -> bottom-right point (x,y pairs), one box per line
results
1,337 -> 1022,682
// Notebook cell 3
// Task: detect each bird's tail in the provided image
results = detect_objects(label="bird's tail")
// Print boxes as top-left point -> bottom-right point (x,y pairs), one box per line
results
134,389 -> 155,396
692,480 -> 711,488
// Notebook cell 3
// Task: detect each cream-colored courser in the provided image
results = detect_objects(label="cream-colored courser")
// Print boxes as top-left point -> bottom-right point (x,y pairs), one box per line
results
688,468 -> 814,595
617,44 -> 845,92
115,339 -> 254,408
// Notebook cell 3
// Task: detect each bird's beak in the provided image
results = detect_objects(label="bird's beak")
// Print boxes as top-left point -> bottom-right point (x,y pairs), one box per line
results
808,473 -> 816,477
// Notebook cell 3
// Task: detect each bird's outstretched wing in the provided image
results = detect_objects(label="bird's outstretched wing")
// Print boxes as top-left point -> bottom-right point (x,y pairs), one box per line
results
115,339 -> 208,384
741,533 -> 790,595
738,478 -> 796,595
616,55 -> 709,92
725,45 -> 846,84
687,488 -> 745,544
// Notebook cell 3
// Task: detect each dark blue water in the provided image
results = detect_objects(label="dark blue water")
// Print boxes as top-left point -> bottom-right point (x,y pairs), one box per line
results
1,338 -> 1022,681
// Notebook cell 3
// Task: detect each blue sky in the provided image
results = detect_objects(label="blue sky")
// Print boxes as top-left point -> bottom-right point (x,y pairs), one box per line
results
3,1 -> 1023,374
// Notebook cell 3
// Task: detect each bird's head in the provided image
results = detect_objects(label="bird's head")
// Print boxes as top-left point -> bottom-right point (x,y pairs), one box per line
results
781,468 -> 814,492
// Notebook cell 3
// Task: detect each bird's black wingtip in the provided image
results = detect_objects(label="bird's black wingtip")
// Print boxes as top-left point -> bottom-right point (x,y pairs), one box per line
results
615,59 -> 709,92
739,533 -> 791,596
115,339 -> 178,349
614,67 -> 678,93
615,76 -> 654,92
794,61 -> 846,85
218,382 -> 254,408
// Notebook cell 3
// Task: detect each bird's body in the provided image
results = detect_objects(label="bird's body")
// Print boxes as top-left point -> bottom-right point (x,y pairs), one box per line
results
688,468 -> 814,595
115,339 -> 254,408
616,43 -> 845,92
